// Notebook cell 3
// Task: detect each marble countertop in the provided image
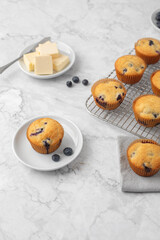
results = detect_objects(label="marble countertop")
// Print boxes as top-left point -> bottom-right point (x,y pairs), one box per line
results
0,0 -> 160,239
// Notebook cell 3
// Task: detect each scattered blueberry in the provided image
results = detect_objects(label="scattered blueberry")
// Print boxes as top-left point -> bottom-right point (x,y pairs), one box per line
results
149,40 -> 154,46
66,81 -> 72,87
72,76 -> 79,83
82,79 -> 89,86
52,154 -> 60,162
63,147 -> 73,156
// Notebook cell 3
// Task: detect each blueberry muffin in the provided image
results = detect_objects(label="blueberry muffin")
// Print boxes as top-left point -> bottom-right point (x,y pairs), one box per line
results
133,95 -> 160,127
135,38 -> 160,64
115,55 -> 146,84
150,70 -> 160,96
27,118 -> 64,154
91,78 -> 126,110
127,139 -> 160,177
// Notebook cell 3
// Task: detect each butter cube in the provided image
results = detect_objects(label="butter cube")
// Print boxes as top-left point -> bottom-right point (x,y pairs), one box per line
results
35,55 -> 53,75
38,41 -> 60,58
53,54 -> 70,72
23,52 -> 37,71
35,46 -> 40,54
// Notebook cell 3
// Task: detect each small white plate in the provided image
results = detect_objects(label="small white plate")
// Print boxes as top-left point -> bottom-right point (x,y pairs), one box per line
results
12,115 -> 83,171
151,9 -> 160,32
18,40 -> 75,79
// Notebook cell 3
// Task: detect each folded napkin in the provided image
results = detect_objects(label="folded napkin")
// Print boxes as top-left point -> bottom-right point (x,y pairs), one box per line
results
118,136 -> 160,192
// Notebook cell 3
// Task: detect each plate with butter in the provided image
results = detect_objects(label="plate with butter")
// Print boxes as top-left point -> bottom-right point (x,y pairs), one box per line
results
18,40 -> 75,79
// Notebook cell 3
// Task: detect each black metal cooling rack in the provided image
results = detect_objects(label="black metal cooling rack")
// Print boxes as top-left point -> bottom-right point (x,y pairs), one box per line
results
85,49 -> 160,142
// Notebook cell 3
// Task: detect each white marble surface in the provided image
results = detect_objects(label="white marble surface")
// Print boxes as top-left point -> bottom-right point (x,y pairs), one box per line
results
0,0 -> 160,239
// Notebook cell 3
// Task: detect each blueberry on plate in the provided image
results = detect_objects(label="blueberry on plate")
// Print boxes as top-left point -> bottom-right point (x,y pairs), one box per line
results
63,147 -> 73,156
156,12 -> 160,21
66,81 -> 72,87
52,154 -> 60,162
156,22 -> 160,28
72,76 -> 79,83
82,79 -> 89,86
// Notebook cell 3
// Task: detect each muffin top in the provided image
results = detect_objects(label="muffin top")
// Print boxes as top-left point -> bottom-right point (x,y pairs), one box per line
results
127,140 -> 160,171
135,38 -> 160,56
151,70 -> 160,88
91,78 -> 126,104
115,55 -> 146,75
133,95 -> 160,119
27,118 -> 64,147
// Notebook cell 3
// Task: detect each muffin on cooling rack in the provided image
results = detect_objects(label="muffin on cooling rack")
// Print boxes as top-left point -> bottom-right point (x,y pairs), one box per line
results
135,38 -> 160,65
91,78 -> 126,110
27,118 -> 64,154
127,139 -> 160,177
115,55 -> 146,84
133,94 -> 160,127
150,70 -> 160,96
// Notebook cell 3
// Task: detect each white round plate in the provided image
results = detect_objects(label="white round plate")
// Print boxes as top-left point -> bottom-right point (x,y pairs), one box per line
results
151,9 -> 160,32
18,40 -> 75,79
12,115 -> 83,171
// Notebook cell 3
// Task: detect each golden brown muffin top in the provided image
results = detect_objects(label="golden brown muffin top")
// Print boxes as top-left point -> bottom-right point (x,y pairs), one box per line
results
151,70 -> 160,89
135,38 -> 160,56
115,55 -> 146,75
133,95 -> 160,119
128,140 -> 160,171
91,78 -> 126,104
27,118 -> 64,147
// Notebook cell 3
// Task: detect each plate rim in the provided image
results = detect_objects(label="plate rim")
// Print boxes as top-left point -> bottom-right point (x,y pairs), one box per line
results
150,8 -> 160,32
18,40 -> 76,79
12,115 -> 83,171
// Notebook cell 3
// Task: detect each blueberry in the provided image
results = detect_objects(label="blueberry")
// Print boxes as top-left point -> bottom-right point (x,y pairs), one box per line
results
114,86 -> 118,89
63,147 -> 73,156
117,94 -> 122,101
128,63 -> 133,67
72,76 -> 79,83
153,113 -> 158,118
82,79 -> 89,86
52,154 -> 60,162
156,12 -> 160,21
66,81 -> 72,87
143,163 -> 151,173
119,85 -> 122,89
156,22 -> 160,28
149,40 -> 154,46
122,92 -> 125,96
123,68 -> 127,74
44,122 -> 47,124
141,66 -> 144,69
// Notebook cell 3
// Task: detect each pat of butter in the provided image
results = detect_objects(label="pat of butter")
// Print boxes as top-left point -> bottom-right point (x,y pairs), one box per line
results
38,41 -> 60,58
35,55 -> 53,75
53,54 -> 70,72
23,52 -> 37,71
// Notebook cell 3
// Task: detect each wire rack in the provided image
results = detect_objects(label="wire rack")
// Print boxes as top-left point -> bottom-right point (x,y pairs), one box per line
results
85,49 -> 160,143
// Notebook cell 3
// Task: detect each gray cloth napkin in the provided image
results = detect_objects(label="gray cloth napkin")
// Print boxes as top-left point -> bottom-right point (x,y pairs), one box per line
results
118,136 -> 160,192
